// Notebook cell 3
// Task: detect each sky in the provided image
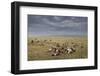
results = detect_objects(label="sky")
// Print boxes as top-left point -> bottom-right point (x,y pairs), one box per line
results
28,15 -> 88,37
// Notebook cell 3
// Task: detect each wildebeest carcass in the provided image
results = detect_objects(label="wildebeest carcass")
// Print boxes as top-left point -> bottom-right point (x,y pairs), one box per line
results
48,46 -> 63,56
66,47 -> 76,54
48,43 -> 76,56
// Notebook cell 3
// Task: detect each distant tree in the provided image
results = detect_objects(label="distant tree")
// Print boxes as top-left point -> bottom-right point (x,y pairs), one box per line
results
31,40 -> 34,44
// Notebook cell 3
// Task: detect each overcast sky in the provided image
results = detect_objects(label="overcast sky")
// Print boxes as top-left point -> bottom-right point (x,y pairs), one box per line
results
28,15 -> 88,37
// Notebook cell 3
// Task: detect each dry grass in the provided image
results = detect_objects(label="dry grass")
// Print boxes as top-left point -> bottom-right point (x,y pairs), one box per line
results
28,36 -> 88,61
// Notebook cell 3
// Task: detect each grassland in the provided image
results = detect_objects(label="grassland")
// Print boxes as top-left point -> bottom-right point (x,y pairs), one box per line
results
28,36 -> 88,61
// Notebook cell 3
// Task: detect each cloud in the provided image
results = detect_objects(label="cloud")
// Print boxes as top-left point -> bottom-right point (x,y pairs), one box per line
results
28,15 -> 88,36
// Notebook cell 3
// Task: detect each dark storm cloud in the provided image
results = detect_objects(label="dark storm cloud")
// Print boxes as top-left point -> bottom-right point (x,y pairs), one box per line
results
28,15 -> 88,36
